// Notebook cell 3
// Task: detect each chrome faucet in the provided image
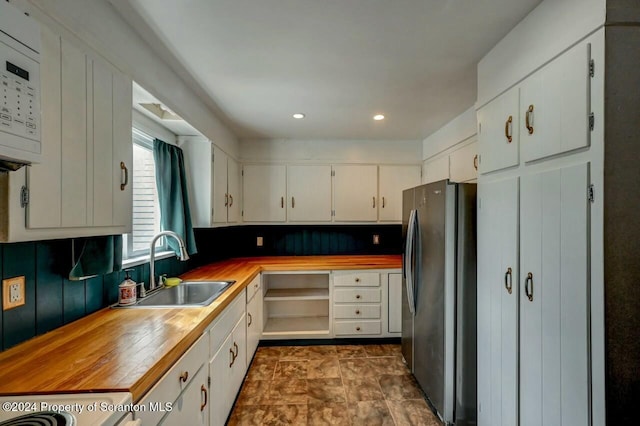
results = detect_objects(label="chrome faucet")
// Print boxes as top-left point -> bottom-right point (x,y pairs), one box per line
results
147,231 -> 190,294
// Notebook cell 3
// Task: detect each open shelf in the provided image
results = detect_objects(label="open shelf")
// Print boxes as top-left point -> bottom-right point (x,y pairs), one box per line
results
264,288 -> 329,301
262,316 -> 330,335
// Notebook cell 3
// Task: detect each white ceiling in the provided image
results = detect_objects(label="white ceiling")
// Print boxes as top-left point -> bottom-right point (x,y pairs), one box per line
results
120,0 -> 541,140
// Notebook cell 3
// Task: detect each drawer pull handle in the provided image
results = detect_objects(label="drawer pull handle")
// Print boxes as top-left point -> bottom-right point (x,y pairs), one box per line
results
225,193 -> 229,207
525,105 -> 534,134
355,278 -> 360,283
356,294 -> 361,299
505,267 -> 513,294
373,197 -> 376,208
248,312 -> 253,327
229,348 -> 235,367
120,162 -> 128,190
200,385 -> 208,411
473,154 -> 479,171
525,272 -> 534,302
356,326 -> 361,331
229,194 -> 233,207
505,115 -> 513,143
233,341 -> 239,357
281,196 -> 284,208
355,310 -> 360,315
179,371 -> 189,383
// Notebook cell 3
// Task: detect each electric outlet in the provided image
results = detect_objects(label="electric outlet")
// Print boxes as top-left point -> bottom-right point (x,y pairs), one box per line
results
373,234 -> 380,245
257,236 -> 264,247
3,276 -> 25,310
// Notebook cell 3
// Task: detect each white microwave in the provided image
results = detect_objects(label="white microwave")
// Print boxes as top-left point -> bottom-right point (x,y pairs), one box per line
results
0,0 -> 41,165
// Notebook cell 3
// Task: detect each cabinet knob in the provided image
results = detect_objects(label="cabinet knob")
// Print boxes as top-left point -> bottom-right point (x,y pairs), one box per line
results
356,294 -> 361,299
355,310 -> 360,315
356,326 -> 361,331
179,371 -> 189,383
355,278 -> 360,283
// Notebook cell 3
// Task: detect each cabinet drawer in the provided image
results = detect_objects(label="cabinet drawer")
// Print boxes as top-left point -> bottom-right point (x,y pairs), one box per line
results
137,333 -> 207,425
334,288 -> 381,303
333,272 -> 380,287
246,274 -> 261,302
333,304 -> 381,319
209,289 -> 245,357
334,320 -> 382,336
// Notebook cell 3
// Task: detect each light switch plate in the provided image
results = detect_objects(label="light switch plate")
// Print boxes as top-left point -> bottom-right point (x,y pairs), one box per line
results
257,236 -> 264,247
373,234 -> 380,245
3,276 -> 26,310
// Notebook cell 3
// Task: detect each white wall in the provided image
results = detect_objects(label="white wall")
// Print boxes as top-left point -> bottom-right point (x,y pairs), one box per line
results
422,107 -> 476,161
16,0 -> 239,157
241,139 -> 422,165
477,0 -> 605,107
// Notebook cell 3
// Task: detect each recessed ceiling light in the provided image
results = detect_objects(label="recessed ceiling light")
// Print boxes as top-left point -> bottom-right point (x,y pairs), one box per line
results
293,113 -> 305,119
373,114 -> 385,121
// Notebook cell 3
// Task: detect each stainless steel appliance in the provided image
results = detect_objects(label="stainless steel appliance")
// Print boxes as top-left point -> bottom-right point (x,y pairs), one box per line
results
402,180 -> 477,425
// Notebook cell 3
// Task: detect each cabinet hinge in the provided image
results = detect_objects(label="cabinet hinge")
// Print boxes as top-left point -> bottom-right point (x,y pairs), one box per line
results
589,59 -> 595,78
20,186 -> 29,208
588,184 -> 595,203
331,170 -> 335,177
589,113 -> 595,131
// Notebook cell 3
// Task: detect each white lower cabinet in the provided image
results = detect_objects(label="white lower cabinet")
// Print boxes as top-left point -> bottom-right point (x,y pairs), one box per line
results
160,366 -> 208,426
246,275 -> 263,361
208,291 -> 247,426
477,162 -> 590,426
387,273 -> 402,334
135,334 -> 208,426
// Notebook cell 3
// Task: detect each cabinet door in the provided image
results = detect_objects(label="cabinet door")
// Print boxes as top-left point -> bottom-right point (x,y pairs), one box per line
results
91,57 -> 114,227
379,165 -> 421,222
60,39 -> 88,227
212,145 -> 228,224
112,70 -> 133,229
423,156 -> 449,184
477,86 -> 519,174
27,26 -> 61,229
246,290 -> 263,361
449,142 -> 478,183
333,165 -> 378,221
520,42 -> 591,163
161,366 -> 208,426
387,273 -> 402,333
242,164 -> 286,222
520,163 -> 589,426
227,157 -> 240,223
477,177 -> 518,426
231,314 -> 247,385
288,165 -> 332,222
209,332 -> 234,426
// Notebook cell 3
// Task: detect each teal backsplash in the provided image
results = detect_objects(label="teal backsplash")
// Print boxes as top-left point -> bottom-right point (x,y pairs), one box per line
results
0,239 -> 191,351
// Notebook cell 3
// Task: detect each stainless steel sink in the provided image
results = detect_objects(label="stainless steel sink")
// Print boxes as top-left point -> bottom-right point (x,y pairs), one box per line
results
116,281 -> 235,308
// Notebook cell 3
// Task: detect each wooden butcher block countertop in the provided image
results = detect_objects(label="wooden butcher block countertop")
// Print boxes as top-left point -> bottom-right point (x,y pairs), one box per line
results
0,255 -> 401,401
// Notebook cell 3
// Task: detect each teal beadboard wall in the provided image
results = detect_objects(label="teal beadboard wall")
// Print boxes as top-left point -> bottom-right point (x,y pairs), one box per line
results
0,239 -> 191,351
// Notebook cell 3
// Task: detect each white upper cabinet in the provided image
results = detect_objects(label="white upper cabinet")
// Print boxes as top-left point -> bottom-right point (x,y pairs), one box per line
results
17,27 -> 132,240
449,142 -> 478,183
287,165 -> 332,222
242,164 -> 287,222
423,155 -> 449,184
332,164 -> 378,222
520,42 -> 591,163
477,86 -> 520,175
378,165 -> 421,221
183,140 -> 240,227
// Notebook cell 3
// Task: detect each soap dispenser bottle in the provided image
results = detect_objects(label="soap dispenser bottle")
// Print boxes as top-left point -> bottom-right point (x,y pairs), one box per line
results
118,269 -> 137,305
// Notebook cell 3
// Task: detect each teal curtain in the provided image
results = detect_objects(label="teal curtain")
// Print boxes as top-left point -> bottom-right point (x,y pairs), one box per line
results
69,235 -> 123,280
153,139 -> 198,255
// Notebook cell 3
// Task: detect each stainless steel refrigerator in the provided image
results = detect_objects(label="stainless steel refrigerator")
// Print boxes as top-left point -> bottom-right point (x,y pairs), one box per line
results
402,180 -> 477,425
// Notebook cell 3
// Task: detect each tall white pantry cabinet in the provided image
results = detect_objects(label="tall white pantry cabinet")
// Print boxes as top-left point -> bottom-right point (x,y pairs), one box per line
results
476,27 -> 603,426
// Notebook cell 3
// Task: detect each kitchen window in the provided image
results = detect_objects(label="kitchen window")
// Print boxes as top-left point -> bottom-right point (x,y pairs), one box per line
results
122,127 -> 167,260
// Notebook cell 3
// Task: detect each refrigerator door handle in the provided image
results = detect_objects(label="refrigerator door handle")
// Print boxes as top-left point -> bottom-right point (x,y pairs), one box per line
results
405,209 -> 417,314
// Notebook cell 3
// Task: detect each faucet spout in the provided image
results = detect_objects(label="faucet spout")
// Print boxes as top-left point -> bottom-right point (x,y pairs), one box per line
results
148,231 -> 190,292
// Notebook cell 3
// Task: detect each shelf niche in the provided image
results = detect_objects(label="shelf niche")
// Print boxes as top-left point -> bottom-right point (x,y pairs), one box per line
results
262,272 -> 330,338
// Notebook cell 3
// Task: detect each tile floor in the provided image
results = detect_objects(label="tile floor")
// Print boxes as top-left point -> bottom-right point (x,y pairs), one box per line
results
228,344 -> 442,425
